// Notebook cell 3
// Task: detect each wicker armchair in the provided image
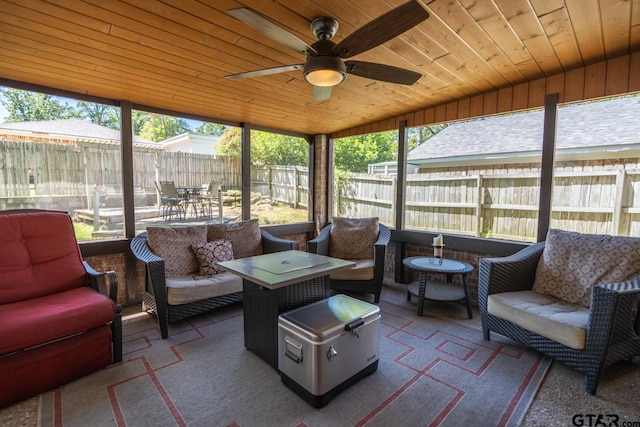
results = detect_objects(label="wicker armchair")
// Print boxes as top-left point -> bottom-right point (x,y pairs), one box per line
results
131,228 -> 298,339
307,222 -> 390,303
479,241 -> 640,395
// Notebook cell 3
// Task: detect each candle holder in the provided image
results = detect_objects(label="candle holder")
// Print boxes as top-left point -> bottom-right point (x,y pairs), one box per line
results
430,244 -> 444,264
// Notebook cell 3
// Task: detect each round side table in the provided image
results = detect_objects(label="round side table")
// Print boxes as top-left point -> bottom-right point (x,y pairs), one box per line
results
403,257 -> 474,318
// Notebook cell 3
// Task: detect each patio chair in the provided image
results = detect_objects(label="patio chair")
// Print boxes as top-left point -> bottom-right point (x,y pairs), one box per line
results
197,181 -> 221,218
157,180 -> 186,220
479,229 -> 640,394
307,217 -> 390,303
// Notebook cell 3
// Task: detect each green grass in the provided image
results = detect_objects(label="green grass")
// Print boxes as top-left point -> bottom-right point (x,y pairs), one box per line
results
251,203 -> 309,225
73,221 -> 96,241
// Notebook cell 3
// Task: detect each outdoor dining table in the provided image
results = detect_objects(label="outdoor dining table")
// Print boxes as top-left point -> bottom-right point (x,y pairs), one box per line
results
176,186 -> 204,218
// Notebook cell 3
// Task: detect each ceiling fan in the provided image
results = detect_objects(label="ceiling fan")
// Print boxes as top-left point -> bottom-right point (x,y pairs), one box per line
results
224,0 -> 430,101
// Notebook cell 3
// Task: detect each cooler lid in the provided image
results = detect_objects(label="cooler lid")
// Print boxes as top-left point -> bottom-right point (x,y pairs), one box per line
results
280,294 -> 379,337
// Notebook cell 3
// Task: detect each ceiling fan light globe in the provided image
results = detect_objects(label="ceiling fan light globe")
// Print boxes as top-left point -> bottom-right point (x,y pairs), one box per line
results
303,56 -> 347,87
305,69 -> 346,87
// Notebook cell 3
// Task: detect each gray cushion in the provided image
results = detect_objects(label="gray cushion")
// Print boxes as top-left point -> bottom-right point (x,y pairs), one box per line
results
488,290 -> 588,350
166,272 -> 242,305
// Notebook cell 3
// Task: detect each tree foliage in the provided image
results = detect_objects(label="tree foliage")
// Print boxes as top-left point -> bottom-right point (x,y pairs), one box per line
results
0,88 -> 75,122
195,121 -> 226,136
333,125 -> 445,172
138,113 -> 191,142
75,101 -> 120,129
216,127 -> 308,166
334,131 -> 398,173
216,127 -> 242,156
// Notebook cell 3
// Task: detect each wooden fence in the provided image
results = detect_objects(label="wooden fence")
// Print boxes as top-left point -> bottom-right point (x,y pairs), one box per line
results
0,140 -> 306,212
336,169 -> 640,241
252,165 -> 309,209
2,139 -> 639,241
0,140 -> 241,199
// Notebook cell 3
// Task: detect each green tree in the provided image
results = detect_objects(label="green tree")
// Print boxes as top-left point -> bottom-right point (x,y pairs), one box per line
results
252,131 -> 308,166
195,122 -> 226,136
334,131 -> 398,172
139,113 -> 190,142
131,110 -> 150,136
76,101 -> 120,129
217,127 -> 242,156
216,128 -> 308,166
0,88 -> 74,122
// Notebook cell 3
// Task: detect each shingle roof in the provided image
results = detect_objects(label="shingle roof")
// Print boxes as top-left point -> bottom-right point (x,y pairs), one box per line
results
408,96 -> 640,161
0,119 -> 155,145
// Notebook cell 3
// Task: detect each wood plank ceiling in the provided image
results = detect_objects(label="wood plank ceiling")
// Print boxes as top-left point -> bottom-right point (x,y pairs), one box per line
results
0,0 -> 639,136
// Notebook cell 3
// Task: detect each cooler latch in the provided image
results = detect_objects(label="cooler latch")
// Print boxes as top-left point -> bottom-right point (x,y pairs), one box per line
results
344,318 -> 364,338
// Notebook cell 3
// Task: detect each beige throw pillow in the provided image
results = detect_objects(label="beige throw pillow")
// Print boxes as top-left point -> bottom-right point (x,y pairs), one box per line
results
533,229 -> 640,307
192,239 -> 234,276
146,225 -> 207,277
207,219 -> 263,259
329,217 -> 379,260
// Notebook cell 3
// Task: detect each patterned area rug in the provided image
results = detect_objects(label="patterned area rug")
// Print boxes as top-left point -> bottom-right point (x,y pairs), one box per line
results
39,283 -> 550,427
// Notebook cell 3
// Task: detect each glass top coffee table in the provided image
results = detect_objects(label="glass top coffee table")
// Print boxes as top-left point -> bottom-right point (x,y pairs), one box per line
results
403,257 -> 474,318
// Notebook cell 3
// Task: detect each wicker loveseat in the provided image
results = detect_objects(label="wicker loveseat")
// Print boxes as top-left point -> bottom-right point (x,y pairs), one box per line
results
0,209 -> 122,407
479,229 -> 640,394
131,219 -> 298,339
307,217 -> 390,303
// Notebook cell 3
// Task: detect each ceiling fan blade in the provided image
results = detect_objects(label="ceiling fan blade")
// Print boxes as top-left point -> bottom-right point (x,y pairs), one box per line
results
228,8 -> 316,56
345,61 -> 421,85
313,86 -> 332,101
225,64 -> 304,80
333,0 -> 429,58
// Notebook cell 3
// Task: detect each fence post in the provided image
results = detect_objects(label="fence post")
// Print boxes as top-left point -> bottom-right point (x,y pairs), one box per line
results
612,169 -> 626,235
294,167 -> 299,209
93,186 -> 100,231
475,174 -> 483,237
218,188 -> 224,223
391,177 -> 397,227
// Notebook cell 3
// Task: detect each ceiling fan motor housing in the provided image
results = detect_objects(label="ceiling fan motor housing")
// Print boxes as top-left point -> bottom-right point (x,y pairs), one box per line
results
310,17 -> 339,40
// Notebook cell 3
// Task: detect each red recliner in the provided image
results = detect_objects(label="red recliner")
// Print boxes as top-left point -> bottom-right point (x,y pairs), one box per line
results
0,209 -> 122,407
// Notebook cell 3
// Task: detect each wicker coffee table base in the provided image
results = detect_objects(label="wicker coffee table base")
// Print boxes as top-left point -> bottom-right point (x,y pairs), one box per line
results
243,276 -> 330,369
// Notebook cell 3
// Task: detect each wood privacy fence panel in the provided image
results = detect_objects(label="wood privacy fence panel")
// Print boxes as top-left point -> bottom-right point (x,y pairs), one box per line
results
482,174 -> 540,240
405,175 -> 478,235
337,167 -> 640,241
251,167 -> 269,199
252,165 -> 309,208
336,175 -> 395,220
0,140 -> 242,201
0,140 -> 103,197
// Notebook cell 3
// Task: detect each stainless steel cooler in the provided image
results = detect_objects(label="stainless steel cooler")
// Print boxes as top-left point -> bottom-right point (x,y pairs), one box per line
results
277,294 -> 380,408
